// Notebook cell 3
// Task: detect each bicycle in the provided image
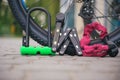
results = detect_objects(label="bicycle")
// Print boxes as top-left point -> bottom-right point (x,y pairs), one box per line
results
7,0 -> 120,54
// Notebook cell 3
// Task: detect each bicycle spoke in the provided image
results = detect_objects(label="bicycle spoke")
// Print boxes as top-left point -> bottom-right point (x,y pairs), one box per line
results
94,5 -> 117,27
35,0 -> 70,16
25,0 -> 76,18
22,0 -> 120,32
34,0 -> 57,19
92,14 -> 120,19
93,14 -> 101,24
105,0 -> 116,15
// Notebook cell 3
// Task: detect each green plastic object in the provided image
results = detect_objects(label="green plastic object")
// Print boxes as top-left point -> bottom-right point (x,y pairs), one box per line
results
20,46 -> 55,55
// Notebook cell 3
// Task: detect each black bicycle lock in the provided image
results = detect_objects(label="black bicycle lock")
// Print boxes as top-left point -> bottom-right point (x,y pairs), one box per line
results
20,7 -> 55,55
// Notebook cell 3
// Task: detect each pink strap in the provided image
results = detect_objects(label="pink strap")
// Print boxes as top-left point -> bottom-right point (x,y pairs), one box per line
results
80,22 -> 109,57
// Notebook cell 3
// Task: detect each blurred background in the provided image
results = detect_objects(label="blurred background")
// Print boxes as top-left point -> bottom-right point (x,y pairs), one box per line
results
0,0 -> 120,38
0,0 -> 22,37
0,0 -> 60,37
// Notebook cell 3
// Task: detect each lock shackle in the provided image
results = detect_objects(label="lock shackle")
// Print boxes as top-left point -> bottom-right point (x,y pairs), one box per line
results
26,7 -> 51,47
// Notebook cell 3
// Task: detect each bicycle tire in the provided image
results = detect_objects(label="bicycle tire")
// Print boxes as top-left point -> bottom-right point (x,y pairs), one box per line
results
8,0 -> 50,45
8,0 -> 120,55
8,0 -> 76,54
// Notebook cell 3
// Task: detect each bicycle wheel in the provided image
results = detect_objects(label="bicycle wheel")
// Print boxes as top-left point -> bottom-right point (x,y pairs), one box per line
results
8,0 -> 77,54
8,0 -> 49,46
8,0 -> 120,52
79,0 -> 120,46
79,0 -> 120,31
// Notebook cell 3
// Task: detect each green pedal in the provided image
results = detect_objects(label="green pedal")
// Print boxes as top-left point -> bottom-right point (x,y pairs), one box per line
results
20,46 -> 55,56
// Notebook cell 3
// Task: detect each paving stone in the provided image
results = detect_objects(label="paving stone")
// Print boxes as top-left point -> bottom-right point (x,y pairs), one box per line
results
13,64 -> 86,72
0,38 -> 120,80
26,71 -> 71,80
0,59 -> 29,65
14,56 -> 39,61
0,71 -> 24,80
0,56 -> 14,60
0,65 -> 12,71
69,72 -> 120,80
25,71 -> 70,80
33,59 -> 59,64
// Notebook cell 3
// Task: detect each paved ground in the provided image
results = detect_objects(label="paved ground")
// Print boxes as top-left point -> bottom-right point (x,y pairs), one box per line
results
0,38 -> 120,80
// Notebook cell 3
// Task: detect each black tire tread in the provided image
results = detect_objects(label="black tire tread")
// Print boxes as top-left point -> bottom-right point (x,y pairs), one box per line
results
8,0 -> 49,46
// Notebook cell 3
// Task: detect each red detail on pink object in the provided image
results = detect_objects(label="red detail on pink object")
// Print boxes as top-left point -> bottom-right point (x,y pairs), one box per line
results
80,22 -> 109,57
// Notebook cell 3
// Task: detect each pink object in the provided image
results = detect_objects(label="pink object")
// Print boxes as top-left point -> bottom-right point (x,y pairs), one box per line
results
80,22 -> 109,57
